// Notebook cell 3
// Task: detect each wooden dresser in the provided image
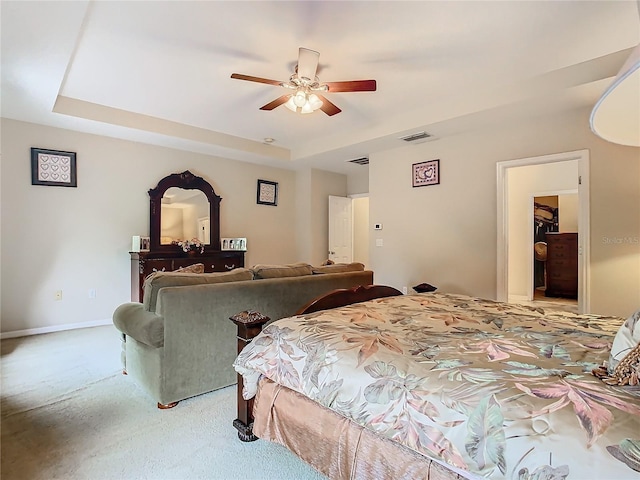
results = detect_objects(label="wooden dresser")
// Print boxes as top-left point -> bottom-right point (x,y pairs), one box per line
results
545,232 -> 578,299
130,251 -> 245,302
132,170 -> 247,302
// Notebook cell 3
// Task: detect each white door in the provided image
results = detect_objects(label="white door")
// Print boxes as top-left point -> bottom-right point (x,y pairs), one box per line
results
198,217 -> 210,244
328,196 -> 353,263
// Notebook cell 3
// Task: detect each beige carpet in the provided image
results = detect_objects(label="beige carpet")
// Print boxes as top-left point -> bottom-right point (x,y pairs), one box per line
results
1,325 -> 326,480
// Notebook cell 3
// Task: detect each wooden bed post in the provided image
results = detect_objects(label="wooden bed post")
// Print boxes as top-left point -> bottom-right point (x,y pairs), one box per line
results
229,310 -> 271,442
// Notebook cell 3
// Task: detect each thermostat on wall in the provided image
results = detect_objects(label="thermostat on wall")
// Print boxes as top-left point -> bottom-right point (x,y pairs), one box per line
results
374,223 -> 383,230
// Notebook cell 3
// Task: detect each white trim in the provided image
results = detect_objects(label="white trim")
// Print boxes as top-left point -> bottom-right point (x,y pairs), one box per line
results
348,193 -> 369,199
0,318 -> 113,340
578,155 -> 591,313
508,294 -> 530,303
526,196 -> 534,301
497,149 -> 590,313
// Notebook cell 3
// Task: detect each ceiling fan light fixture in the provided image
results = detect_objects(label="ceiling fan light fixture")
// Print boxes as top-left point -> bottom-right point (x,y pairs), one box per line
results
301,93 -> 323,114
284,91 -> 323,114
308,94 -> 323,110
293,90 -> 307,108
284,95 -> 298,112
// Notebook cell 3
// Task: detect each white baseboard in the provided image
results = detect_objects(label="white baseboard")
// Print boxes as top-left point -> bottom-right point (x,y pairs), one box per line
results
508,294 -> 531,303
1,318 -> 113,340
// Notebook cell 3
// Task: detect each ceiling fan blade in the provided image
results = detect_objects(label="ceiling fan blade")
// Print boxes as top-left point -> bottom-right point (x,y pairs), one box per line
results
315,94 -> 342,116
231,73 -> 283,87
259,94 -> 291,111
324,80 -> 377,93
297,47 -> 320,82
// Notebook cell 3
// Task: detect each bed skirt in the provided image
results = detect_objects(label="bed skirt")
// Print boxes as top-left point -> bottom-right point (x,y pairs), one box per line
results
253,378 -> 468,480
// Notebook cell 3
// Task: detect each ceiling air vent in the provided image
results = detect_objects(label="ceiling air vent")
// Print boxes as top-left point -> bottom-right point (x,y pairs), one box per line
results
399,131 -> 432,142
347,156 -> 369,166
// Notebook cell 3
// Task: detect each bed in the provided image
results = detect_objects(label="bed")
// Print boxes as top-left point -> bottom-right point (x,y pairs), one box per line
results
231,286 -> 640,479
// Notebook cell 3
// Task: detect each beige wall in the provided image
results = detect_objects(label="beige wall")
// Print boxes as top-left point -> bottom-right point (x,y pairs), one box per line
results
0,119 -> 344,334
347,169 -> 369,195
3,105 -> 638,334
369,107 -> 640,318
294,168 -> 348,265
309,169 -> 348,266
559,194 -> 579,233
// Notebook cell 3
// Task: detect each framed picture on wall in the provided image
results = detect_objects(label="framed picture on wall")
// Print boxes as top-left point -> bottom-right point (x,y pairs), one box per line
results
412,159 -> 440,187
257,179 -> 278,206
31,147 -> 77,187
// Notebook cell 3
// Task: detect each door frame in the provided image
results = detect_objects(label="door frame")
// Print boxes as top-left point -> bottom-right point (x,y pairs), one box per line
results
496,149 -> 590,312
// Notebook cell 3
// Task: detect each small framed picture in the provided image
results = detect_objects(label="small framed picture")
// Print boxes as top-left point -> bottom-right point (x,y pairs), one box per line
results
257,179 -> 278,206
31,147 -> 77,187
131,236 -> 150,252
412,159 -> 440,187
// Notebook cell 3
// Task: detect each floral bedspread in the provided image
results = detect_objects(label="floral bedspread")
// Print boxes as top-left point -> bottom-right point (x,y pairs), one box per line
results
233,293 -> 640,479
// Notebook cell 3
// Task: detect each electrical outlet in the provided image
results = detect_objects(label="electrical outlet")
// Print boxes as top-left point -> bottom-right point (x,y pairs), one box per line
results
54,290 -> 62,301
402,286 -> 408,295
88,288 -> 97,299
375,239 -> 384,247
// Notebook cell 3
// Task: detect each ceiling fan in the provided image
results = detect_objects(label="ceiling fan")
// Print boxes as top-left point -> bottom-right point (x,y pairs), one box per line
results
230,47 -> 377,116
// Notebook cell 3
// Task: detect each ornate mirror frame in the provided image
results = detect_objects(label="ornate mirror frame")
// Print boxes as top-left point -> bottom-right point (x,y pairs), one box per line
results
149,170 -> 221,253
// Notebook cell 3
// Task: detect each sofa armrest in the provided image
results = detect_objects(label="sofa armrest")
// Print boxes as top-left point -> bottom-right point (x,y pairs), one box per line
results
113,303 -> 165,348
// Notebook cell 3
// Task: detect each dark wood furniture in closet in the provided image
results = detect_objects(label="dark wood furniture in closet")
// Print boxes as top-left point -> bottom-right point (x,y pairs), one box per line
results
130,170 -> 245,302
130,250 -> 244,302
545,232 -> 578,299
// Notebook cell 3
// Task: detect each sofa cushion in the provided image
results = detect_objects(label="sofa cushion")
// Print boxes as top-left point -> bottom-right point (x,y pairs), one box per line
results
251,262 -> 313,279
143,268 -> 253,312
312,262 -> 365,274
144,262 -> 205,284
176,263 -> 205,274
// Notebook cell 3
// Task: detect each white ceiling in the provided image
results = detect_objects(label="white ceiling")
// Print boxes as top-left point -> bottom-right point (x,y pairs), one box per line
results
2,1 -> 638,175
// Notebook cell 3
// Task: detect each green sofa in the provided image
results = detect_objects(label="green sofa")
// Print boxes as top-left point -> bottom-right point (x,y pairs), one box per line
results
112,263 -> 373,408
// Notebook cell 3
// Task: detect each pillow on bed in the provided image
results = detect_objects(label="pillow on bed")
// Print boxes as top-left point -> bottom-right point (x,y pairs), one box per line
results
251,263 -> 313,279
312,262 -> 365,274
608,309 -> 640,374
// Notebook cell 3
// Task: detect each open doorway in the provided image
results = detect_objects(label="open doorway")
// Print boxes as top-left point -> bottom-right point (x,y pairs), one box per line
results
532,193 -> 579,311
497,149 -> 590,313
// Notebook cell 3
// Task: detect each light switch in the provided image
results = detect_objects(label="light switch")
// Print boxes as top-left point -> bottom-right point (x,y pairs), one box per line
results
375,239 -> 384,247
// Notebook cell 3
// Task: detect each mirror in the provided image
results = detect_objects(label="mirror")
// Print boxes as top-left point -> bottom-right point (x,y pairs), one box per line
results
160,188 -> 210,245
149,171 -> 221,253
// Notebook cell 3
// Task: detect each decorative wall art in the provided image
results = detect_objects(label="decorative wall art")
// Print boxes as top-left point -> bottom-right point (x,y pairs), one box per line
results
257,179 -> 278,206
31,147 -> 77,187
412,159 -> 440,187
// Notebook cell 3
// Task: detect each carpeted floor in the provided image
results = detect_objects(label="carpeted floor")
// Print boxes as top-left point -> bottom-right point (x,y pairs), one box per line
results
0,325 -> 326,480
